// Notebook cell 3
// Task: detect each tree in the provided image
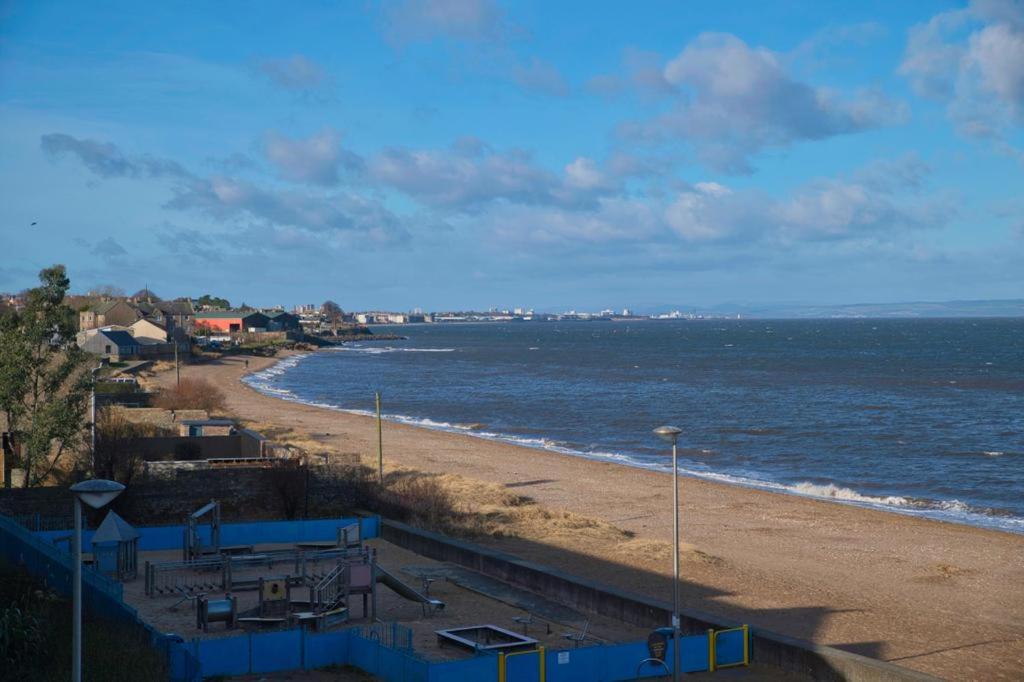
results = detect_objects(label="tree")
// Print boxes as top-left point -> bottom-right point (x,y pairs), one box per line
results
0,266 -> 92,487
321,300 -> 344,335
92,407 -> 161,486
197,294 -> 230,310
89,284 -> 125,298
131,288 -> 160,302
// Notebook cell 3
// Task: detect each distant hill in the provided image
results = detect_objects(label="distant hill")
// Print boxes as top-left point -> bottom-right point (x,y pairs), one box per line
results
702,299 -> 1024,319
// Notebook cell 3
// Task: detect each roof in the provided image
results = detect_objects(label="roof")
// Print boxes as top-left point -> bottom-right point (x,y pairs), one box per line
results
137,300 -> 194,316
195,310 -> 265,319
92,510 -> 140,544
96,330 -> 139,347
130,318 -> 166,331
90,300 -> 126,315
180,419 -> 235,426
264,310 -> 296,319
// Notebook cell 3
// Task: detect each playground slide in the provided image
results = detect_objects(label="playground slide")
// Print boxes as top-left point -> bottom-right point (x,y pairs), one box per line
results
375,566 -> 445,611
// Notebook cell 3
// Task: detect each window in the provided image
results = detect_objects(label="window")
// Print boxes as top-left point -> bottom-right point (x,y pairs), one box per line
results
105,344 -> 111,353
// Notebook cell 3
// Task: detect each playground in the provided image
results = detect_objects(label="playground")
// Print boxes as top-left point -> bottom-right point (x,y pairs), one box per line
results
17,501 -> 769,681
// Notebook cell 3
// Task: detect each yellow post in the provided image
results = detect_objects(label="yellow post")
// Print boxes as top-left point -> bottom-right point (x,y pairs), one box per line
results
708,628 -> 716,672
743,624 -> 749,666
498,652 -> 506,682
375,392 -> 383,484
539,645 -> 546,681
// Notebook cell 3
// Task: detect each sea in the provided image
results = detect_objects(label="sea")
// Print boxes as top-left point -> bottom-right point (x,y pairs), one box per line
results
244,319 -> 1024,534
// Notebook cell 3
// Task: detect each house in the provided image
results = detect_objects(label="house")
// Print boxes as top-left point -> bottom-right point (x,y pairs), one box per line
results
76,325 -> 130,347
194,310 -> 270,333
129,318 -> 168,344
79,329 -> 141,360
80,300 -> 142,331
135,299 -> 194,335
264,310 -> 300,331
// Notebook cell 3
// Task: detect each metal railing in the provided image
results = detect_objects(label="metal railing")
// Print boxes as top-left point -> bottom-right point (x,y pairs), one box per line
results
311,562 -> 346,613
355,622 -> 415,652
145,546 -> 372,596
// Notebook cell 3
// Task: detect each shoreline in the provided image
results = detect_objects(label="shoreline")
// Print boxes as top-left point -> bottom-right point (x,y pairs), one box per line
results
155,351 -> 1024,680
244,350 -> 1023,536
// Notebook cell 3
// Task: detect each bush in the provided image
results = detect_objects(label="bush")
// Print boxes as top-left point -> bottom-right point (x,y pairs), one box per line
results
152,377 -> 227,414
0,560 -> 167,681
93,408 -> 168,485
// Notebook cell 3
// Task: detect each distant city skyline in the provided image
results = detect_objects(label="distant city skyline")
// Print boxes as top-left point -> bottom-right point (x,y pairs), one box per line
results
1,1 -> 1022,309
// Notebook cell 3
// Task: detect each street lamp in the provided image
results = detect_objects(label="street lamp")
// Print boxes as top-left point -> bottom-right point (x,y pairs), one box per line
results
653,425 -> 683,682
70,479 -> 125,682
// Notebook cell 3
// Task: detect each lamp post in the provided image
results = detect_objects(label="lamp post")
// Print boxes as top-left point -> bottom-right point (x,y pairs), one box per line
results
90,363 -> 104,460
653,425 -> 683,682
70,479 -> 125,682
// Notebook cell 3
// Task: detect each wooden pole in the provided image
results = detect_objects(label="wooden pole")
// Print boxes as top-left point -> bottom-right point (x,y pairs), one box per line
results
376,392 -> 383,484
174,337 -> 180,386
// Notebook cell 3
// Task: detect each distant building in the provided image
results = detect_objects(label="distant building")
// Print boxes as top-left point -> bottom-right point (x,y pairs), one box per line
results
79,329 -> 141,361
135,299 -> 194,334
80,300 -> 142,331
264,310 -> 301,331
129,318 -> 168,344
194,310 -> 270,333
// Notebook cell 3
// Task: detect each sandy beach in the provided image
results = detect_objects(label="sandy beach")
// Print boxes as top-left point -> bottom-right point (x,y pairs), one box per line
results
155,352 -> 1024,680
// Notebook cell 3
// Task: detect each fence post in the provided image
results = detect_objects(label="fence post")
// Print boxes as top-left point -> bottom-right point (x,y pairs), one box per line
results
708,629 -> 716,672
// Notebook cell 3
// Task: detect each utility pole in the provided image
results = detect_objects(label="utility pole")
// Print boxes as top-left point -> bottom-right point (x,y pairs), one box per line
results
376,392 -> 383,484
174,336 -> 180,387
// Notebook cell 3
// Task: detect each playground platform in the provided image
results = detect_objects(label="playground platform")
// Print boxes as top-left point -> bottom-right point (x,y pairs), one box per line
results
125,539 -> 655,657
11,512 -> 842,681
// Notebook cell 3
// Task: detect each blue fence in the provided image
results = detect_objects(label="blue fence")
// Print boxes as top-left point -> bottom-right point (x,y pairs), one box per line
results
33,515 -> 380,553
190,628 -> 429,681
0,512 -> 200,681
6,510 -> 748,682
186,625 -> 747,682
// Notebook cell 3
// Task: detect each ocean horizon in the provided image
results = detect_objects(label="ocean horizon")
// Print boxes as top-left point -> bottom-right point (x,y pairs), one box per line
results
245,318 -> 1024,534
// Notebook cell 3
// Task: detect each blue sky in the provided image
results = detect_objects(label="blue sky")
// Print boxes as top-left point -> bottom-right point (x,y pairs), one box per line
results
1,0 -> 1022,311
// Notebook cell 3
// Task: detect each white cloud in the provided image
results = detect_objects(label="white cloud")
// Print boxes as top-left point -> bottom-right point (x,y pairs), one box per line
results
621,33 -> 904,173
368,143 -> 619,209
513,57 -> 569,97
263,129 -> 364,185
900,0 -> 1024,141
380,0 -> 509,45
564,157 -> 610,190
490,156 -> 950,251
255,55 -> 328,92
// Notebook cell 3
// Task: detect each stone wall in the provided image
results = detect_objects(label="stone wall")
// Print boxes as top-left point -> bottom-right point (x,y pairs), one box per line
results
0,466 -> 358,528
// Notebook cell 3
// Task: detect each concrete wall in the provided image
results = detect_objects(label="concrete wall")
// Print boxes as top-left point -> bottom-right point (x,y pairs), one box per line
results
0,467 -> 359,527
380,519 -> 939,682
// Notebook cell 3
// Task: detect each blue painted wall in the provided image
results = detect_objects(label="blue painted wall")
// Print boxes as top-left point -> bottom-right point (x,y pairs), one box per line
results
34,516 -> 379,553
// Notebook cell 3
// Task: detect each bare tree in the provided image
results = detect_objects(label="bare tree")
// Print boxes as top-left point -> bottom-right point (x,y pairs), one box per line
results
90,284 -> 125,298
264,462 -> 308,520
321,300 -> 344,335
93,408 -> 162,485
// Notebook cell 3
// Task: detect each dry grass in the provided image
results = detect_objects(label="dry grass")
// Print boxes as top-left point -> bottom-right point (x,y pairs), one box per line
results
152,377 -> 227,414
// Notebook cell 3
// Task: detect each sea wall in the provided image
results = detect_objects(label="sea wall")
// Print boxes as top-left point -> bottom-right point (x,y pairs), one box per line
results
380,518 -> 939,682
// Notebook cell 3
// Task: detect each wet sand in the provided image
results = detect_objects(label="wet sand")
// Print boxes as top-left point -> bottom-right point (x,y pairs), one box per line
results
156,353 -> 1024,680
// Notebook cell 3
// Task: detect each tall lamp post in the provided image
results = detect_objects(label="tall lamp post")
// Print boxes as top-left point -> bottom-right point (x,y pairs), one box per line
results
653,425 -> 683,682
70,479 -> 125,682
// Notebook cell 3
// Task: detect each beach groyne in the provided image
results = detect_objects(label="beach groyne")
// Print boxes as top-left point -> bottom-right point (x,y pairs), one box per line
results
380,518 -> 940,682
